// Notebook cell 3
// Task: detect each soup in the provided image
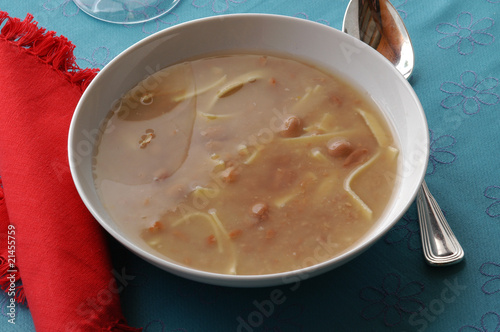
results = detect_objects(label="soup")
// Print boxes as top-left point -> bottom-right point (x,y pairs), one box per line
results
93,54 -> 399,275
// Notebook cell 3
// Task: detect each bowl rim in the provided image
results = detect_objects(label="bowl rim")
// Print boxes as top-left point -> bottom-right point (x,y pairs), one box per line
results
69,13 -> 429,287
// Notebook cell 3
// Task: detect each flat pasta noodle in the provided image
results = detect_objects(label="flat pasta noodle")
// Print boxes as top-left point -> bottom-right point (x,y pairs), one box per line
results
173,75 -> 228,102
170,211 -> 229,254
310,148 -> 330,163
279,130 -> 356,144
216,70 -> 264,97
207,209 -> 230,238
206,70 -> 264,113
314,174 -> 340,201
204,70 -> 266,112
292,84 -> 326,116
197,110 -> 236,120
208,210 -> 237,274
386,145 -> 400,160
192,185 -> 218,199
343,149 -> 382,220
170,210 -> 237,274
274,191 -> 301,208
273,172 -> 317,208
242,145 -> 263,165
357,108 -> 390,147
304,112 -> 337,133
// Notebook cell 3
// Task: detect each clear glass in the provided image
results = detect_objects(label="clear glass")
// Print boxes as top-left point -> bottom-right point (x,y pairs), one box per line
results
73,0 -> 181,24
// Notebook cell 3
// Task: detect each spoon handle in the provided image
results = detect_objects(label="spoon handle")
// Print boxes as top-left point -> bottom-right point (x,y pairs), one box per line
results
416,180 -> 464,266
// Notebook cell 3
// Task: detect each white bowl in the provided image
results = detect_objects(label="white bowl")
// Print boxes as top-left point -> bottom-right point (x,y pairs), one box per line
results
68,14 -> 429,287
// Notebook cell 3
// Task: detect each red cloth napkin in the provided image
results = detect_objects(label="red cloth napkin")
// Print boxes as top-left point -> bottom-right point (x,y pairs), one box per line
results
0,12 -> 142,331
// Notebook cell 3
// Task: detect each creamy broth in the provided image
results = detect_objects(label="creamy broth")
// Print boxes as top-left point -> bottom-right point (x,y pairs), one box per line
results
93,54 -> 399,275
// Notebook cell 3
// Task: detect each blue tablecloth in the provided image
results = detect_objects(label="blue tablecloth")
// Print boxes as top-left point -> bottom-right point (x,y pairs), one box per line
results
2,0 -> 500,331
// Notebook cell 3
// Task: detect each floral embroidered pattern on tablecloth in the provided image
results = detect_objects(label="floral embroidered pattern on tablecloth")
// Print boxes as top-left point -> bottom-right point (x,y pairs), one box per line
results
459,311 -> 500,332
436,12 -> 494,55
43,0 -> 80,17
191,0 -> 247,13
76,46 -> 113,69
440,70 -> 500,115
484,186 -> 500,218
426,130 -> 456,176
480,262 -> 500,295
392,0 -> 408,19
359,273 -> 425,327
384,205 -> 421,251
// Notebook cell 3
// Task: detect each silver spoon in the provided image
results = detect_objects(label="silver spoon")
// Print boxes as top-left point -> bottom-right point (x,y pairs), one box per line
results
343,0 -> 464,266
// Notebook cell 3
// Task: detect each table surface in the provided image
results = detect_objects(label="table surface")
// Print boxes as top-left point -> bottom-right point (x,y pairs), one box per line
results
2,1 -> 500,331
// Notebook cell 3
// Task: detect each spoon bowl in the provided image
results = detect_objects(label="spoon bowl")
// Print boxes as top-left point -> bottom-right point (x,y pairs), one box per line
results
343,0 -> 414,79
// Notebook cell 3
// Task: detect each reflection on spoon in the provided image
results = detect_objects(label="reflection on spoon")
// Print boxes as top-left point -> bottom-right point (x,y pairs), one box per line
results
343,0 -> 414,79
